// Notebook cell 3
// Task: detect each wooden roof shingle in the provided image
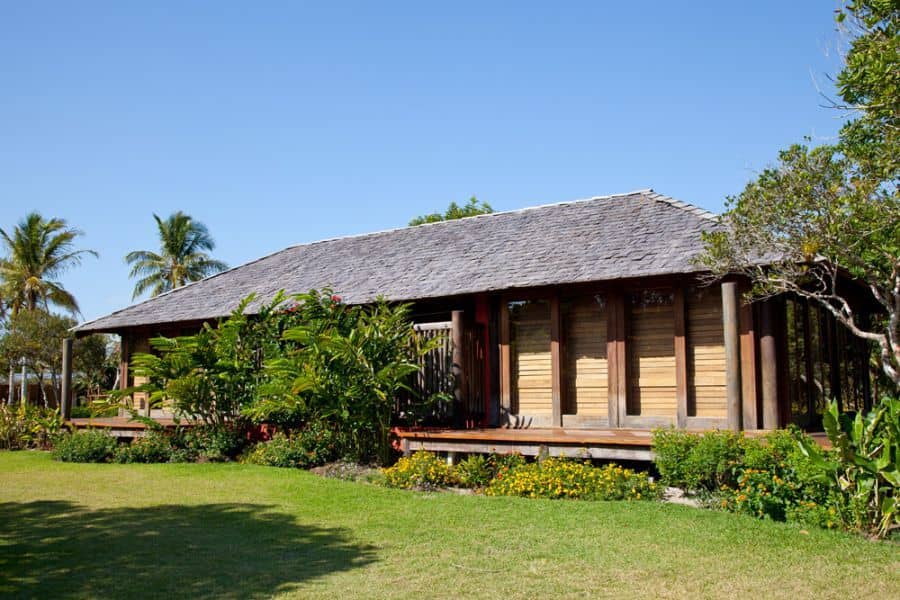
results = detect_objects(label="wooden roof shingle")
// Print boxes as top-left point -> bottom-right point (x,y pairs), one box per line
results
74,189 -> 720,333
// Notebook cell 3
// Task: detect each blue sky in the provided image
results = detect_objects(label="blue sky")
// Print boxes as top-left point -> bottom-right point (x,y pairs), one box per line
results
1,1 -> 848,322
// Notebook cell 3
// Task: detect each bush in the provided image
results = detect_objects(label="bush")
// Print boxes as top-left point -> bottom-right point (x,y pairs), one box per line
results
455,453 -> 526,489
485,458 -> 660,501
114,431 -> 175,464
70,404 -> 118,419
653,429 -> 748,493
243,425 -> 339,469
52,430 -> 118,463
0,405 -> 66,450
179,426 -> 246,462
381,451 -> 457,490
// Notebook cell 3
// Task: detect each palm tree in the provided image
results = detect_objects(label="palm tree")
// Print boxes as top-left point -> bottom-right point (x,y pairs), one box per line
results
0,212 -> 97,316
126,212 -> 228,299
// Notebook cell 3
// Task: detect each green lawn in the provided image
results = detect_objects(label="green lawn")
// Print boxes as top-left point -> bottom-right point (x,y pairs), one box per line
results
0,452 -> 896,599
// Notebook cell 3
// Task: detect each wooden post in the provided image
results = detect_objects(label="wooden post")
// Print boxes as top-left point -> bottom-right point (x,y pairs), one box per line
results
7,366 -> 13,406
606,292 -> 627,427
673,287 -> 688,428
499,302 -> 511,419
759,299 -> 779,429
451,310 -> 465,425
739,302 -> 758,430
722,282 -> 743,431
61,338 -> 73,420
550,296 -> 563,427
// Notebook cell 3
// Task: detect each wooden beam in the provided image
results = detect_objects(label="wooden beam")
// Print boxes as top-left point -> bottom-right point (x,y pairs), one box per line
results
759,299 -> 779,429
722,282 -> 743,431
119,334 -> 130,391
451,310 -> 465,425
60,338 -> 73,420
606,292 -> 627,427
499,301 -> 511,418
550,295 -> 563,427
739,300 -> 759,429
673,287 -> 688,428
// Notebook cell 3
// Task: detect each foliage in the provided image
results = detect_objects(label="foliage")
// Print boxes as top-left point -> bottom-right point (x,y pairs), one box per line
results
243,426 -> 340,469
381,451 -> 457,489
70,404 -> 119,419
409,196 -> 494,226
114,431 -> 176,464
178,425 -> 247,462
798,398 -> 899,538
698,1 -> 900,387
117,293 -> 298,427
454,453 -> 527,489
0,405 -> 66,450
73,334 -> 118,400
256,290 -> 439,464
0,212 -> 97,315
52,429 -> 118,463
0,309 -> 73,407
485,458 -> 660,501
125,211 -> 228,299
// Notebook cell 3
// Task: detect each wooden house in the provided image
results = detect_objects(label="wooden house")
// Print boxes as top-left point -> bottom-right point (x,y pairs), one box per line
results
72,190 -> 874,457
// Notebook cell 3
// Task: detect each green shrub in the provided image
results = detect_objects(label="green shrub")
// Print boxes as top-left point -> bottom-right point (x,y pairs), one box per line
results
243,425 -> 339,469
651,427 -> 699,489
52,430 -> 118,463
0,405 -> 66,450
653,429 -> 746,493
485,458 -> 660,501
114,432 -> 174,464
381,451 -> 457,490
454,453 -> 527,489
70,404 -> 118,419
179,426 -> 246,462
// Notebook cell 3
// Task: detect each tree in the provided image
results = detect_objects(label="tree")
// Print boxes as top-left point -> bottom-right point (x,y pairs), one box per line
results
0,310 -> 73,407
125,212 -> 228,299
0,212 -> 97,316
409,196 -> 493,226
73,334 -> 118,401
699,1 -> 899,387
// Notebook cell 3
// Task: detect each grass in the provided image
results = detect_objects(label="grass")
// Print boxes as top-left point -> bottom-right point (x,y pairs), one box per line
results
1,452 -> 897,599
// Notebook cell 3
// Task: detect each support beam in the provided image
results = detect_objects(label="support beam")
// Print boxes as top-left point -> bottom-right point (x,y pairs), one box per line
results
550,295 -> 563,427
673,288 -> 688,428
606,292 -> 627,427
739,301 -> 758,430
499,302 -> 511,418
722,282 -> 743,431
451,310 -> 466,426
759,299 -> 780,429
61,338 -> 73,420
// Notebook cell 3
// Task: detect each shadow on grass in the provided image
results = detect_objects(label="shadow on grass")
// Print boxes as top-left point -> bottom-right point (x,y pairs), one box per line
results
0,501 -> 377,599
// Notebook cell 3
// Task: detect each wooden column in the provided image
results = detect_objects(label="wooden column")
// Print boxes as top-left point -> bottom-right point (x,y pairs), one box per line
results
550,296 -> 563,427
451,310 -> 466,425
606,292 -> 627,427
759,299 -> 779,429
722,282 -> 743,431
60,338 -> 73,420
739,302 -> 758,429
119,334 -> 130,391
498,302 -> 511,419
673,288 -> 688,428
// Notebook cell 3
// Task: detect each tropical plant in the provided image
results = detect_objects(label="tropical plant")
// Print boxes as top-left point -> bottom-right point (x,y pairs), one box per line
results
52,429 -> 118,463
409,196 -> 493,226
0,404 -> 66,450
125,211 -> 228,299
0,310 -> 74,407
0,212 -> 96,315
798,398 -> 900,539
698,1 -> 900,387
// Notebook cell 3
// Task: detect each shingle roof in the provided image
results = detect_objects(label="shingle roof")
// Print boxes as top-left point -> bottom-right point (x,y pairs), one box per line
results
74,189 -> 721,333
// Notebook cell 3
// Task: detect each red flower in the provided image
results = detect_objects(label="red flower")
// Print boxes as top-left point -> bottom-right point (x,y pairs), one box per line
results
331,295 -> 342,303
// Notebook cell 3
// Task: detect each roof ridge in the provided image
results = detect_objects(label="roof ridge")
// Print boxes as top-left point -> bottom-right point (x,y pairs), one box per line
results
644,191 -> 720,221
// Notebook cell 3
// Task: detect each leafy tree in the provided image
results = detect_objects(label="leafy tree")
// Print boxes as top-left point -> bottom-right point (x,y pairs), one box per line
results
700,1 -> 900,387
125,211 -> 228,299
0,212 -> 97,316
409,196 -> 493,226
73,334 -> 118,400
0,310 -> 73,407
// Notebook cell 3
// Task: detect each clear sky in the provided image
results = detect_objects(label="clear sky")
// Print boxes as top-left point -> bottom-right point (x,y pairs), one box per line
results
1,1 -> 849,323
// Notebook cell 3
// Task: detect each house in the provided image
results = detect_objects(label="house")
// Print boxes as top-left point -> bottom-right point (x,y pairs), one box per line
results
72,190 -> 873,457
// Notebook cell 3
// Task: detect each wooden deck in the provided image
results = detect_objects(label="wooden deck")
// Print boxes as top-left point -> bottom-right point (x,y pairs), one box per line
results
68,417 -> 182,438
396,427 -> 831,461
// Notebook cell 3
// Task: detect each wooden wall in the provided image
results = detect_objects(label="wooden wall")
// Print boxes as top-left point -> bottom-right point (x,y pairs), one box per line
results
509,301 -> 553,415
563,298 -> 608,417
498,278 -> 749,430
687,286 -> 727,418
